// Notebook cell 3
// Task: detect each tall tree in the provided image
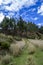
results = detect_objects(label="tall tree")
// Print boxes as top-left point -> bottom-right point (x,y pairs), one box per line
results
27,22 -> 38,32
1,16 -> 9,30
39,26 -> 43,34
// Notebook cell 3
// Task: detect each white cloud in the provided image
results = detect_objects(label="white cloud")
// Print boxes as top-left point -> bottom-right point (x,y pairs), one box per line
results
37,3 -> 43,15
2,0 -> 11,4
0,0 -> 38,11
37,23 -> 43,27
33,17 -> 38,20
0,0 -> 3,5
0,0 -> 38,22
0,13 -> 4,23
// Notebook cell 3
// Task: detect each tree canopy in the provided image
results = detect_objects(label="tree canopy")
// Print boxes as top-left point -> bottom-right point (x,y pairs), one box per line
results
0,16 -> 43,38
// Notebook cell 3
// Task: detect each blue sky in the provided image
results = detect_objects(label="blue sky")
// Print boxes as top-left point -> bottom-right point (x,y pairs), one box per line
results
0,0 -> 43,26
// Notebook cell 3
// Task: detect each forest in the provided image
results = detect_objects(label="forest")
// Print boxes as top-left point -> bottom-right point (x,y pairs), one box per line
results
0,16 -> 43,39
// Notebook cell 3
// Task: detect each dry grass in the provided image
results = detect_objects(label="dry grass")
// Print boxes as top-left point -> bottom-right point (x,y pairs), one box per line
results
16,40 -> 25,49
7,35 -> 14,43
39,44 -> 43,51
27,56 -> 36,65
9,44 -> 22,56
0,54 -> 13,65
28,43 -> 36,54
28,39 -> 43,50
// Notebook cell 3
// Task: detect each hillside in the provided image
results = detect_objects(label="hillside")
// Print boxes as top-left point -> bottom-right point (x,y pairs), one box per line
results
0,34 -> 43,65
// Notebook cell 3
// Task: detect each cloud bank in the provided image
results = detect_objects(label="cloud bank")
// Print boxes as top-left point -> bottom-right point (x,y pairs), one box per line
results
0,0 -> 38,11
38,3 -> 43,15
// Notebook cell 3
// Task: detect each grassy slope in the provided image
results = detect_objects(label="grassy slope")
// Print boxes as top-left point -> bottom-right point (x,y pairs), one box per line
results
14,39 -> 43,65
34,48 -> 43,65
14,39 -> 29,65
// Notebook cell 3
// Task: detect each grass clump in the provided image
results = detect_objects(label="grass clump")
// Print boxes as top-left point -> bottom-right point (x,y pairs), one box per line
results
0,33 -> 6,39
14,36 -> 22,41
28,43 -> 36,54
27,56 -> 36,65
0,40 -> 10,49
9,44 -> 22,56
0,54 -> 13,65
7,35 -> 14,43
39,44 -> 43,51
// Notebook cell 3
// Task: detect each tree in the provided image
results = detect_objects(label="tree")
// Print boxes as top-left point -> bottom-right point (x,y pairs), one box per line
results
17,17 -> 27,32
39,26 -> 43,34
1,16 -> 9,30
27,22 -> 38,32
1,16 -> 16,34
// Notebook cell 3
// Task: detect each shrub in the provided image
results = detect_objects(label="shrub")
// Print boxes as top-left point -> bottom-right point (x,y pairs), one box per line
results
1,54 -> 13,65
28,43 -> 36,54
0,35 -> 14,49
14,36 -> 22,41
9,44 -> 22,56
27,56 -> 36,65
0,33 -> 6,38
0,40 -> 10,49
7,35 -> 14,43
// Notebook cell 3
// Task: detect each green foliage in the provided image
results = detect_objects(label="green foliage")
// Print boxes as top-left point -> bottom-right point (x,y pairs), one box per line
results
1,17 -> 9,30
27,22 -> 38,32
27,34 -> 35,39
0,40 -> 10,49
0,34 -> 14,49
39,26 -> 43,34
7,35 -> 14,43
14,36 -> 22,41
0,16 -> 43,39
1,16 -> 16,31
17,17 -> 25,32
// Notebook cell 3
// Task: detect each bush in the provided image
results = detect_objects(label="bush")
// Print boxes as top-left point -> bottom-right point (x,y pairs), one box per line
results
28,35 -> 35,39
0,40 -> 10,49
1,54 -> 13,65
0,33 -> 14,43
27,56 -> 36,65
0,33 -> 6,38
9,44 -> 22,56
7,35 -> 14,43
28,43 -> 36,54
14,36 -> 22,41
0,34 -> 14,49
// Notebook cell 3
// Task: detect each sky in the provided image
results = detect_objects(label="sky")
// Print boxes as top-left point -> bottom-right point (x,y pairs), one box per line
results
0,0 -> 43,27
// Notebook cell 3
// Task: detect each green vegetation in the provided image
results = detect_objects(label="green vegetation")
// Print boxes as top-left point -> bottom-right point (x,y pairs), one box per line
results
0,16 -> 43,39
0,34 -> 43,65
14,36 -> 22,41
0,15 -> 43,65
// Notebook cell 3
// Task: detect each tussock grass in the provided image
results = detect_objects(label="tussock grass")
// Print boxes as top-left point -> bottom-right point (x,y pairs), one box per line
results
27,56 -> 36,65
28,43 -> 36,54
39,44 -> 43,51
14,36 -> 22,41
0,54 -> 13,65
9,44 -> 22,56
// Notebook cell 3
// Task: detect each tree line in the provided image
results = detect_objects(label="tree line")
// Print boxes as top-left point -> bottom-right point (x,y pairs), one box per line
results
0,16 -> 43,38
